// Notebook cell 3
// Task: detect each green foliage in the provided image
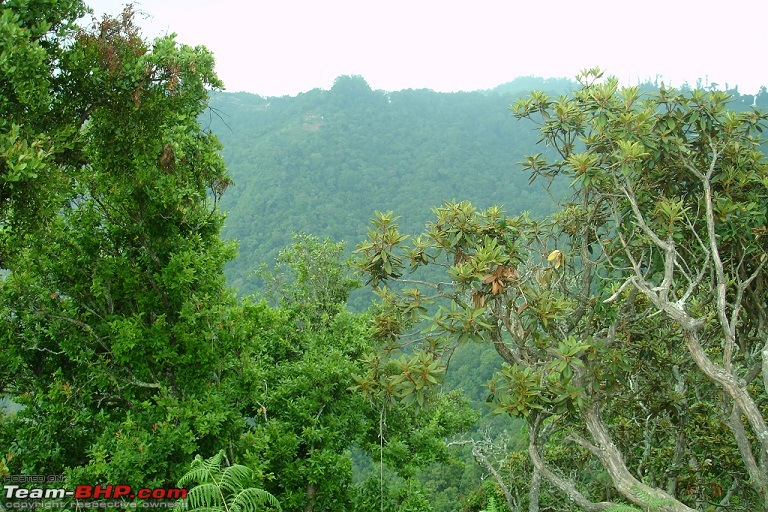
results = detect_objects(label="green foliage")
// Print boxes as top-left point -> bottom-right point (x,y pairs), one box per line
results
512,68 -> 767,509
230,236 -> 377,510
206,77 -> 574,294
177,450 -> 281,511
356,68 -> 768,510
354,199 -> 590,420
479,493 -> 499,512
0,4 -> 241,487
4,6 -> 767,508
604,486 -> 678,512
257,233 -> 360,321
233,299 -> 371,511
351,473 -> 434,512
0,0 -> 87,265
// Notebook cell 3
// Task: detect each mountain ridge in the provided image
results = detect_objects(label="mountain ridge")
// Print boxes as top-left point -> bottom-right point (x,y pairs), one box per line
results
208,75 -> 766,294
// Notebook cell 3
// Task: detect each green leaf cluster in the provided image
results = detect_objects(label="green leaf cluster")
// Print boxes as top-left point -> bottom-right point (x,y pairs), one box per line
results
177,450 -> 281,511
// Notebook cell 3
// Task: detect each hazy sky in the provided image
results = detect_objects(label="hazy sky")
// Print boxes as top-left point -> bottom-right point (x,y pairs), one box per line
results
85,0 -> 767,97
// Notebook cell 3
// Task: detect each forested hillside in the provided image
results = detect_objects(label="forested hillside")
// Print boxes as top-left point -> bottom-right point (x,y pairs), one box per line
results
207,75 -> 577,293
3,3 -> 768,511
205,78 -> 768,510
208,76 -> 767,296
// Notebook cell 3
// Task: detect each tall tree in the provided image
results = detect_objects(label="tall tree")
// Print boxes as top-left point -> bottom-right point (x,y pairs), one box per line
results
237,235 -> 475,511
236,235 -> 371,511
355,69 -> 767,511
513,68 -> 768,510
1,4 -> 240,489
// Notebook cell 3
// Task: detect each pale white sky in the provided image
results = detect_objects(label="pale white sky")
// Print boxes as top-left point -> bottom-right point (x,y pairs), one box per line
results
85,0 -> 768,97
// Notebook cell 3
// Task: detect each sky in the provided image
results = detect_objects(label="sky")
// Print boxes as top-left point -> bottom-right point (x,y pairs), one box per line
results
84,0 -> 768,97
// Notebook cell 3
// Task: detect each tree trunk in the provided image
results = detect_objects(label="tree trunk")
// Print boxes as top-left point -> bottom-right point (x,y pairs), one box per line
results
528,465 -> 540,512
527,417 -> 615,512
728,402 -> 768,510
581,404 -> 697,512
305,482 -> 317,512
683,330 -> 768,473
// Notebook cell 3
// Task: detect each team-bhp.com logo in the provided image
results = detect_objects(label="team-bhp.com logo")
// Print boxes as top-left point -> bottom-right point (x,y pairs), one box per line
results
3,475 -> 187,509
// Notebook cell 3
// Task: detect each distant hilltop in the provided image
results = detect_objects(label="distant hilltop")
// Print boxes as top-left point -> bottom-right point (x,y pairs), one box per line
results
223,73 -> 768,101
207,75 -> 767,294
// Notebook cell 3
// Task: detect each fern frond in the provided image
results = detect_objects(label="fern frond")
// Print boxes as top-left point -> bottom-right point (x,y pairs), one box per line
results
197,451 -> 225,473
481,494 -> 499,512
230,488 -> 282,512
184,483 -> 226,510
176,451 -> 281,512
218,464 -> 254,493
178,467 -> 218,488
178,450 -> 226,487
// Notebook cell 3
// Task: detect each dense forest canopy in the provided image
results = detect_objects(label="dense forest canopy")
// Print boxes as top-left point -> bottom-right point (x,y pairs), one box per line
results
2,2 -> 768,512
209,74 -> 767,296
208,75 -> 578,294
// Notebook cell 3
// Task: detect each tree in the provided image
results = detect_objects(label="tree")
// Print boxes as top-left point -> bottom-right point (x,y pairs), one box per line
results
1,5 -> 241,489
355,69 -> 767,511
239,235 -> 476,511
257,233 -> 360,322
233,236 -> 374,511
513,68 -> 768,509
